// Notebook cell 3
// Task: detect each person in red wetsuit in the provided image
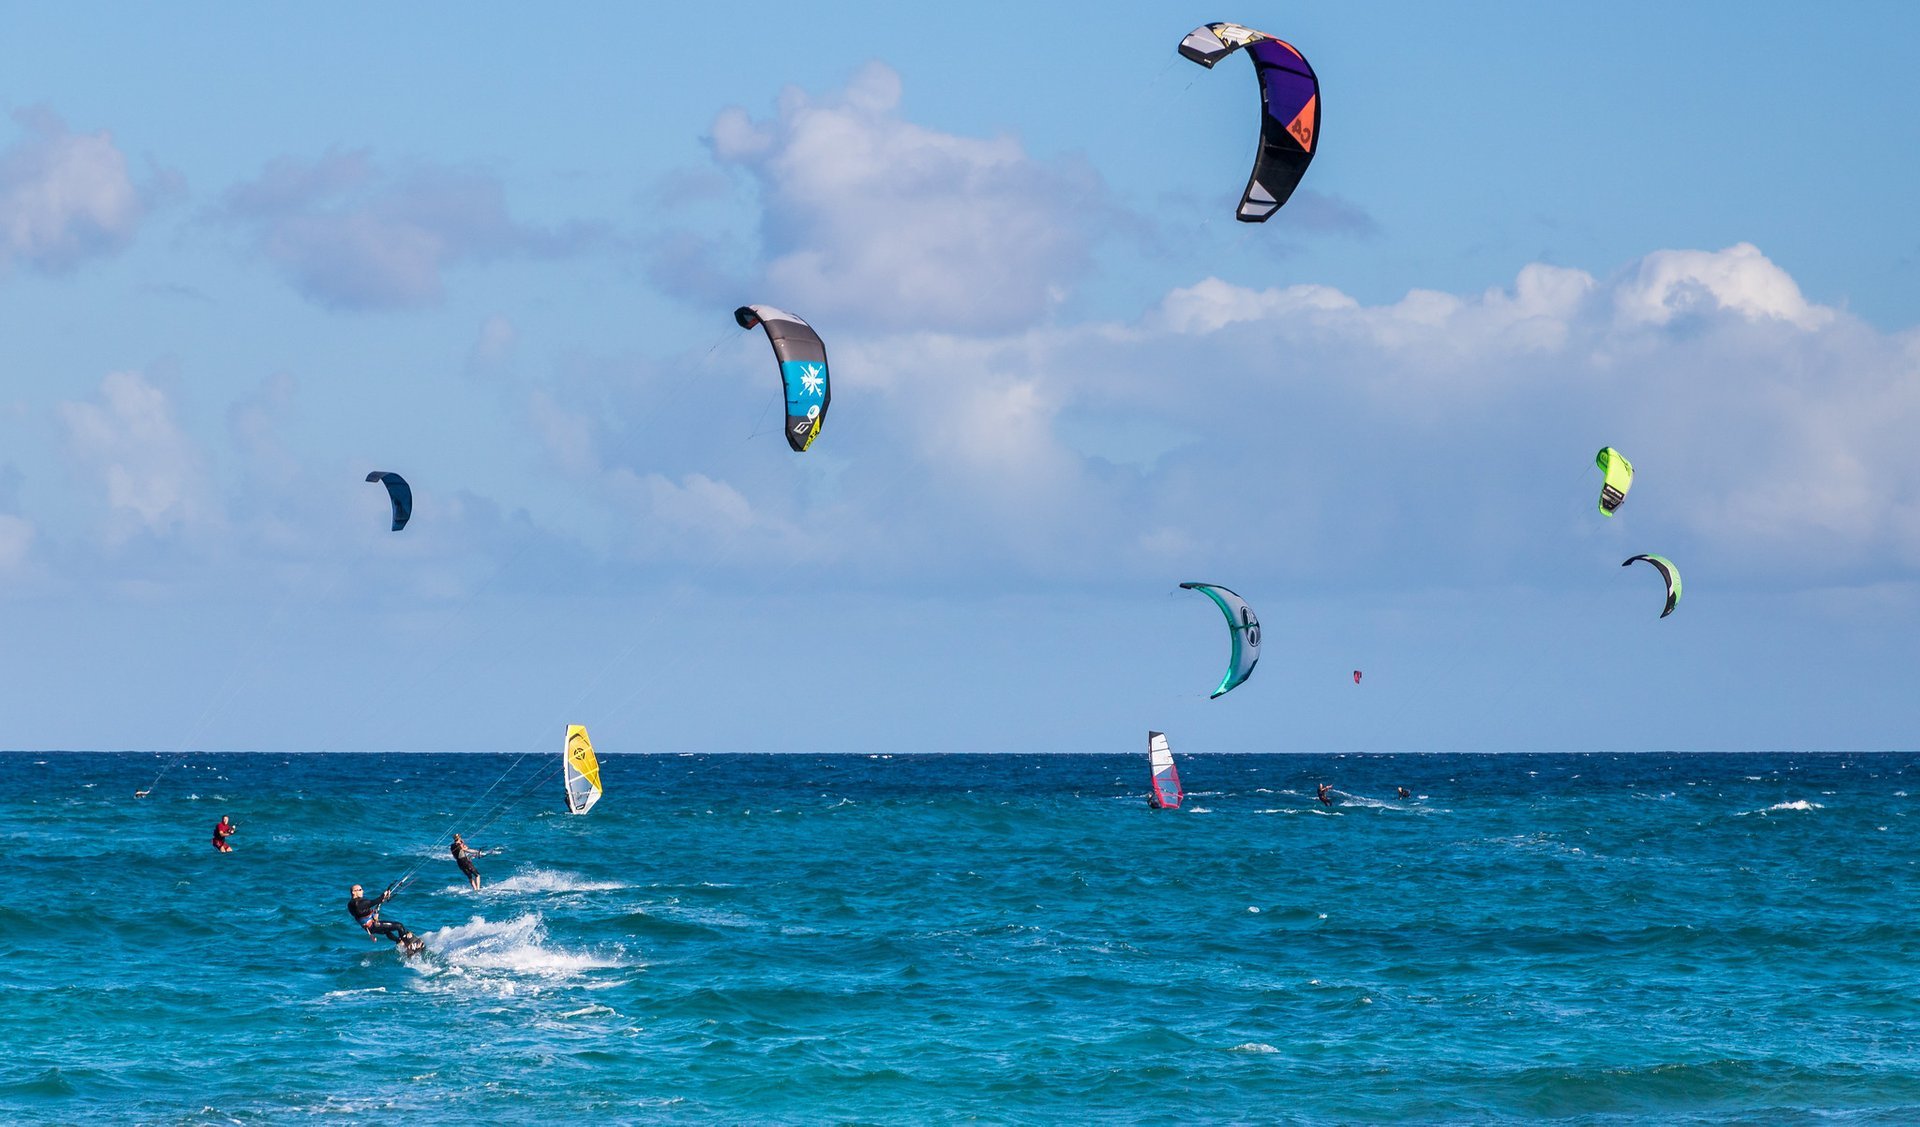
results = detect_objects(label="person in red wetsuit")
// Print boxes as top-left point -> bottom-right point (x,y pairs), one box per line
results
212,815 -> 236,852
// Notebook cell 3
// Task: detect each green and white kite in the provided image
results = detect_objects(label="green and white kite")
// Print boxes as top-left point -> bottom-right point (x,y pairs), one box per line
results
1622,554 -> 1681,618
1595,447 -> 1633,516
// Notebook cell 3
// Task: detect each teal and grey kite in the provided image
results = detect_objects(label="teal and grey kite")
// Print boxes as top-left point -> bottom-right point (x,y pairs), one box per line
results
1622,554 -> 1681,618
1180,582 -> 1261,698
735,305 -> 830,452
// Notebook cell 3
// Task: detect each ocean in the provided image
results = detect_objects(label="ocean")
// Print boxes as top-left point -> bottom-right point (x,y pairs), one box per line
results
1,751 -> 1916,1124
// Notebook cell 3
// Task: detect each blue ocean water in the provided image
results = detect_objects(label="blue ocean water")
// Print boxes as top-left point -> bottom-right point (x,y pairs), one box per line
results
2,751 -> 1917,1124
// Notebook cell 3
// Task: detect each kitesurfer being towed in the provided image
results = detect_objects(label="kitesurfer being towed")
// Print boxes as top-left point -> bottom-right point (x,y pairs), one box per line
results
347,883 -> 421,952
451,833 -> 487,891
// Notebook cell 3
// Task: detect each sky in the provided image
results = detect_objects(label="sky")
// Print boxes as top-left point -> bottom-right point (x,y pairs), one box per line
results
2,2 -> 1918,755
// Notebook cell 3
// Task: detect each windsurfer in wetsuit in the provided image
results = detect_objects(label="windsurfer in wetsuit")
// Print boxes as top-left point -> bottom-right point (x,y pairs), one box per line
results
451,834 -> 485,891
212,815 -> 235,852
347,883 -> 420,951
1317,783 -> 1334,808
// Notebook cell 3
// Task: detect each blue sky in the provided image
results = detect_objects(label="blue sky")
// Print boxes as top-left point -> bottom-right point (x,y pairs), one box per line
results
2,2 -> 1917,754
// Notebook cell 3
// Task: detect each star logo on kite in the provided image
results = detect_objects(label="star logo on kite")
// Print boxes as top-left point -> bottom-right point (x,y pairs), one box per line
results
799,364 -> 824,397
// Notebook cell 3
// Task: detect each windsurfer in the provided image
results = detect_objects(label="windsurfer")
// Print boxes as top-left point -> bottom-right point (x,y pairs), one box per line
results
347,883 -> 421,952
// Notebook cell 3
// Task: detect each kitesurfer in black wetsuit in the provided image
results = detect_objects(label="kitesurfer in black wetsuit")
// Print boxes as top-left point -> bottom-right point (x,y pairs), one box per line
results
347,883 -> 420,951
1397,786 -> 1411,800
1317,783 -> 1334,808
450,834 -> 484,891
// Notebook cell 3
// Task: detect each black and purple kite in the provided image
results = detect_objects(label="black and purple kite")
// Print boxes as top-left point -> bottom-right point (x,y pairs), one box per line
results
1178,22 -> 1321,222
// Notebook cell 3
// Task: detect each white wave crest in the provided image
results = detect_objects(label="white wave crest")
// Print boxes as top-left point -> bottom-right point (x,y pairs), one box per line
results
1768,800 -> 1823,812
478,868 -> 627,895
415,913 -> 629,983
1231,1042 -> 1280,1053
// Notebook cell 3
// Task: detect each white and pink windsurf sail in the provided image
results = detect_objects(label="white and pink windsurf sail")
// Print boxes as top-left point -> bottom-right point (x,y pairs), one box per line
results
1148,731 -> 1183,809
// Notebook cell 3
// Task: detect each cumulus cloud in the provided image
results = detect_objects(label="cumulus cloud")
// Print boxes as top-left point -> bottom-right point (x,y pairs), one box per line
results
220,150 -> 599,310
57,370 -> 212,543
1614,242 -> 1831,330
1112,245 -> 1919,579
0,107 -> 149,274
752,243 -> 1918,590
701,62 -> 1099,333
610,469 -> 756,537
433,240 -> 1920,600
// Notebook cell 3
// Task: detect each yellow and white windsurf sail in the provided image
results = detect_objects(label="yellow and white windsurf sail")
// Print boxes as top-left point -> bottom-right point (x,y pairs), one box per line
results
563,724 -> 603,815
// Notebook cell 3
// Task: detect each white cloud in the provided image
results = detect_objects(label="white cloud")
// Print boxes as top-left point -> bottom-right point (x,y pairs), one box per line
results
706,62 -> 1097,333
610,469 -> 755,537
805,245 -> 1920,587
1157,261 -> 1596,358
57,370 -> 212,543
221,150 -> 598,310
0,107 -> 147,274
1614,242 -> 1830,329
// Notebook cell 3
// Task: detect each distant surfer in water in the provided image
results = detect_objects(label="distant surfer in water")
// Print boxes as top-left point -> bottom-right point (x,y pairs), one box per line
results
450,834 -> 486,891
1316,784 -> 1334,808
347,883 -> 422,953
1397,787 -> 1411,800
211,815 -> 235,852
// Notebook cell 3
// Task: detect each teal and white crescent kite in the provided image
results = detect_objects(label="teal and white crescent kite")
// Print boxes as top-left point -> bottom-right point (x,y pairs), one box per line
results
1622,554 -> 1681,618
1180,582 -> 1261,698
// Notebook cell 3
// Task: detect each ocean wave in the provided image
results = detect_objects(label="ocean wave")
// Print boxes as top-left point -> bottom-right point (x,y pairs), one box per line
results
1229,1042 -> 1280,1053
0,1066 -> 79,1097
412,913 -> 633,988
319,987 -> 389,999
1736,800 -> 1827,816
470,868 -> 628,895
